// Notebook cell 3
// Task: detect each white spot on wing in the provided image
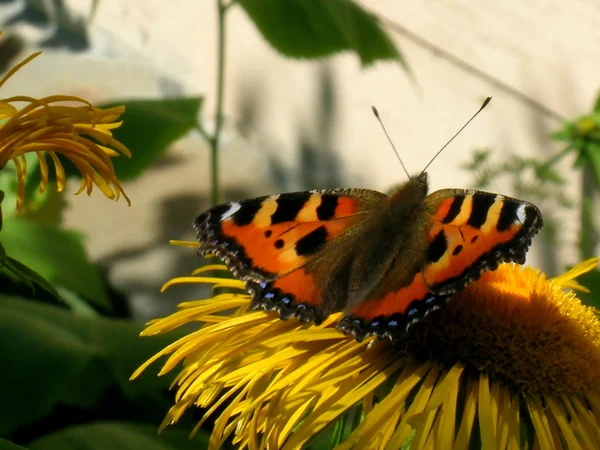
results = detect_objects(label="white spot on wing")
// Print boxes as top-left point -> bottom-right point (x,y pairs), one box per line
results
220,202 -> 241,221
516,204 -> 527,224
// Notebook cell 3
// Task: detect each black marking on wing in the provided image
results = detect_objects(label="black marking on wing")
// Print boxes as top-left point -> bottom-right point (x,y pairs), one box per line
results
295,226 -> 328,256
316,195 -> 338,220
497,200 -> 520,231
452,245 -> 463,256
467,194 -> 496,229
271,192 -> 312,224
426,230 -> 448,263
233,199 -> 263,226
442,196 -> 465,224
207,204 -> 230,222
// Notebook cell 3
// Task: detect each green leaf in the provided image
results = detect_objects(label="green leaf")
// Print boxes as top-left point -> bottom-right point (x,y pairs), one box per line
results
96,97 -> 203,181
0,296 -> 185,434
572,269 -> 600,309
0,439 -> 29,450
238,0 -> 403,67
551,123 -> 573,141
0,217 -> 110,310
28,422 -> 208,450
2,256 -> 61,302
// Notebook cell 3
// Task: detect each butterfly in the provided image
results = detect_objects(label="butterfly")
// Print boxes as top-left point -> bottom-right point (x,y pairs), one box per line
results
194,171 -> 543,343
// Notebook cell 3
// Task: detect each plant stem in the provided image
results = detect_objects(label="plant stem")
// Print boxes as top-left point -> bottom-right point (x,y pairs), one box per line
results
209,0 -> 227,206
580,165 -> 598,260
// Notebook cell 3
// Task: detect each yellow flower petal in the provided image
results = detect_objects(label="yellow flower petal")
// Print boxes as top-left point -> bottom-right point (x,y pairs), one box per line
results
0,53 -> 131,211
0,101 -> 17,120
133,257 -> 600,448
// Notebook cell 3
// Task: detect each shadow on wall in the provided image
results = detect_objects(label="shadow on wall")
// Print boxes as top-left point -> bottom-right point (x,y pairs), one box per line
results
101,64 -> 350,320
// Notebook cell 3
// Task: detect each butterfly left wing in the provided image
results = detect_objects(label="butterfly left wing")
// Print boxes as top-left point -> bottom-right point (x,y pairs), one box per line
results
339,189 -> 543,343
194,189 -> 386,323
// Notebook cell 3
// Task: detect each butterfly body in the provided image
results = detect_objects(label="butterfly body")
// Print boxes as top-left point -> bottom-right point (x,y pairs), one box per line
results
194,172 -> 543,343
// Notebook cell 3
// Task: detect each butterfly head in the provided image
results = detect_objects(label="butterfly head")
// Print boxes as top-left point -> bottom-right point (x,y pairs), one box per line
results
412,171 -> 428,195
387,171 -> 429,208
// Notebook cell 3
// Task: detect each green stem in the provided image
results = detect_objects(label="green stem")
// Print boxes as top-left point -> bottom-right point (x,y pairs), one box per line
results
209,0 -> 228,206
579,165 -> 598,260
195,123 -> 211,143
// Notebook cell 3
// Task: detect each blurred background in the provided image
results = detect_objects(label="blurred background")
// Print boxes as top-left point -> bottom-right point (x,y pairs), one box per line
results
1,0 -> 599,448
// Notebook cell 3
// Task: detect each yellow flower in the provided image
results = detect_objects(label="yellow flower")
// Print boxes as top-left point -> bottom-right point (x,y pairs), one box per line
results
0,52 -> 131,212
132,251 -> 600,450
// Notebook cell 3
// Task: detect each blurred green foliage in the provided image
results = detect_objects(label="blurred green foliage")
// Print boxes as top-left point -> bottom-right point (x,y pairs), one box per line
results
238,0 -> 404,67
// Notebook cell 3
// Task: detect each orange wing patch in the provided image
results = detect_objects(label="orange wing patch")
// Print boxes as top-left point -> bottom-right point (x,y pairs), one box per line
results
339,272 -> 448,342
272,269 -> 322,306
349,272 -> 429,321
220,218 -> 354,276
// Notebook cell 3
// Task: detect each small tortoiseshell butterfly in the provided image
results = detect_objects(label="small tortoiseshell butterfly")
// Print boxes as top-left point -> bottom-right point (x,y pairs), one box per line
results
194,174 -> 543,342
194,102 -> 543,343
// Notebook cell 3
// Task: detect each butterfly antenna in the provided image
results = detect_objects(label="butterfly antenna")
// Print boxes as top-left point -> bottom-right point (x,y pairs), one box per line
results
420,96 -> 492,175
372,106 -> 411,180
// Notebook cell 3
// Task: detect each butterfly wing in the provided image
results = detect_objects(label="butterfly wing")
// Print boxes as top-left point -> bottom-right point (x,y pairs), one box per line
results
421,189 -> 543,294
339,189 -> 543,342
194,189 -> 386,323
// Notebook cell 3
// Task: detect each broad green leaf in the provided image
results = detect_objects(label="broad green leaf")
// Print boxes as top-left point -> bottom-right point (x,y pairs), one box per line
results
96,97 -> 203,181
0,217 -> 109,310
0,296 -> 185,434
28,422 -> 208,450
238,0 -> 404,67
2,256 -> 61,302
0,439 -> 29,450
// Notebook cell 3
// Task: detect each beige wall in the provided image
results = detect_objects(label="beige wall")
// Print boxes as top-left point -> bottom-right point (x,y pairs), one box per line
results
3,0 -> 596,317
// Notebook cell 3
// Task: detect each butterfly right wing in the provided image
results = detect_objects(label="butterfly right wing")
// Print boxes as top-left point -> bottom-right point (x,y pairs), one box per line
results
339,189 -> 543,343
420,189 -> 543,294
194,189 -> 386,323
